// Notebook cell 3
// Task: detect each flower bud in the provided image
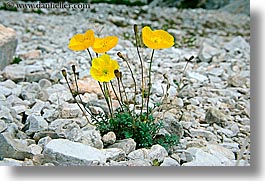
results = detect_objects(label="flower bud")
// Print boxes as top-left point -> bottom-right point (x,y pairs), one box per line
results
114,69 -> 121,78
61,69 -> 67,78
133,24 -> 138,34
117,52 -> 124,59
71,64 -> 76,73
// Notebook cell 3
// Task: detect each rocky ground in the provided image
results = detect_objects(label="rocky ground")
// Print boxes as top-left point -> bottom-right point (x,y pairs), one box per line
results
0,2 -> 250,166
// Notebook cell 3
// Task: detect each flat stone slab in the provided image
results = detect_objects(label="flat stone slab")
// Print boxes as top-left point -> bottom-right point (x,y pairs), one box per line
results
43,139 -> 106,166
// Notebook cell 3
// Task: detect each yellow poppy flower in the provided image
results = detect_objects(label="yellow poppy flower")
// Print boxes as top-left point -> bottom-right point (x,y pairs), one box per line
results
68,30 -> 95,51
90,54 -> 119,82
142,26 -> 174,49
92,36 -> 118,53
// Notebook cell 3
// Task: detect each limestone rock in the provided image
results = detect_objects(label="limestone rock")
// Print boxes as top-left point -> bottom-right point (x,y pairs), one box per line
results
0,133 -> 33,160
43,139 -> 106,166
0,24 -> 17,70
108,138 -> 136,154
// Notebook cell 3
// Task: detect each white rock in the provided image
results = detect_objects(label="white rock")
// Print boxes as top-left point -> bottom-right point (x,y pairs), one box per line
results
160,157 -> 180,166
102,148 -> 126,161
0,24 -> 17,70
43,139 -> 106,166
186,71 -> 208,82
148,144 -> 168,162
102,131 -> 116,145
128,148 -> 149,160
198,42 -> 221,62
26,115 -> 48,134
183,148 -> 222,166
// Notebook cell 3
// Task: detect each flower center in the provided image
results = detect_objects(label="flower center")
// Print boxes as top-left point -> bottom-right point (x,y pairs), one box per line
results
152,37 -> 161,44
102,69 -> 108,75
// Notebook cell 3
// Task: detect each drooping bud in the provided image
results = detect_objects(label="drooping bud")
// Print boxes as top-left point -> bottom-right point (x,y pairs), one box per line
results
117,52 -> 125,60
114,69 -> 121,79
133,24 -> 138,34
71,64 -> 76,73
61,69 -> 67,78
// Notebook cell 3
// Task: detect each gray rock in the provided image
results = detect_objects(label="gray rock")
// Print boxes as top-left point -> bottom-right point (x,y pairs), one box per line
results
63,122 -> 82,141
148,144 -> 168,162
26,69 -> 50,82
2,64 -> 25,82
183,148 -> 223,166
0,119 -> 7,133
102,148 -> 126,161
186,71 -> 208,82
78,127 -> 103,149
0,86 -> 12,96
38,79 -> 52,89
29,144 -> 42,155
0,158 -> 33,166
0,133 -> 33,160
207,143 -> 235,161
6,95 -> 30,107
108,138 -> 136,154
37,136 -> 52,149
108,16 -> 128,27
26,115 -> 48,134
61,102 -> 82,118
190,128 -> 217,141
102,131 -> 116,145
163,112 -> 184,137
225,36 -> 250,54
198,42 -> 221,62
220,0 -> 250,15
0,105 -> 13,122
127,148 -> 149,160
205,107 -> 227,125
0,24 -> 17,70
42,108 -> 58,122
43,139 -> 106,166
21,83 -> 42,104
26,99 -> 50,116
160,157 -> 180,166
33,131 -> 60,142
220,142 -> 240,153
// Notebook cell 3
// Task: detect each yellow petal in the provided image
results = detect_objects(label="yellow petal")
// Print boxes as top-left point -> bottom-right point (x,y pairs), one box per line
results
92,36 -> 118,53
141,26 -> 174,49
68,30 -> 95,51
84,29 -> 95,47
90,54 -> 119,82
68,34 -> 88,51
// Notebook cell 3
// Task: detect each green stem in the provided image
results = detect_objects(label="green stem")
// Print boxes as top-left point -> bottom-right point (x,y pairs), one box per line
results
105,82 -> 114,117
72,71 -> 97,121
146,49 -> 155,120
63,75 -> 94,126
110,81 -> 124,111
86,48 -> 93,65
117,78 -> 123,104
98,81 -> 112,117
134,29 -> 145,117
123,57 -> 137,113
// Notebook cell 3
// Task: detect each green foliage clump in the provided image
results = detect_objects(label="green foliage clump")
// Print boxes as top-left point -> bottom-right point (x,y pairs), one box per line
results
95,107 -> 179,151
12,57 -> 22,64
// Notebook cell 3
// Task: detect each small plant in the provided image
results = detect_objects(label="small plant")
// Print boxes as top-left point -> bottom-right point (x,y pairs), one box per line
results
11,56 -> 23,64
62,24 -> 181,152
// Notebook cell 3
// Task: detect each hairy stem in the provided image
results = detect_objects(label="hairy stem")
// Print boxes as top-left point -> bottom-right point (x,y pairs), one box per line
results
110,80 -> 124,111
146,49 -> 155,119
63,75 -> 93,126
134,27 -> 145,117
